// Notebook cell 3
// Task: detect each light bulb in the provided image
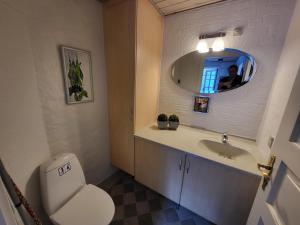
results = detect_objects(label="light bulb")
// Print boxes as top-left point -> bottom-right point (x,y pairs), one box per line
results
212,38 -> 225,52
196,40 -> 209,53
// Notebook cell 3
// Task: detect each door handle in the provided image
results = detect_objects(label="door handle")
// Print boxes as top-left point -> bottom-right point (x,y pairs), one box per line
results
257,155 -> 276,190
179,158 -> 182,170
186,158 -> 190,174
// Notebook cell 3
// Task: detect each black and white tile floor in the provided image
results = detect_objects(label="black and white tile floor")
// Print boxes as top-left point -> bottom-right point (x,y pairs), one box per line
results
99,171 -> 215,225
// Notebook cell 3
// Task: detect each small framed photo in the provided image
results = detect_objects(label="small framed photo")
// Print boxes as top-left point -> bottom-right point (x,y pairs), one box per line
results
194,96 -> 210,113
61,46 -> 94,104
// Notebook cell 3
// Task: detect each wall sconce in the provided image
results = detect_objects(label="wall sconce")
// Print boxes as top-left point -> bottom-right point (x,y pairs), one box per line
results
196,39 -> 209,53
212,38 -> 225,52
196,27 -> 243,53
197,32 -> 226,53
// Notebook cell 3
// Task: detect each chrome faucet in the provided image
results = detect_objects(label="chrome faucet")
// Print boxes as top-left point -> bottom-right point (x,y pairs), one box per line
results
222,133 -> 228,144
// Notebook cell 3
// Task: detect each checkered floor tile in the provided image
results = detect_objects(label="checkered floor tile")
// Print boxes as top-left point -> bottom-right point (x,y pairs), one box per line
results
99,171 -> 215,225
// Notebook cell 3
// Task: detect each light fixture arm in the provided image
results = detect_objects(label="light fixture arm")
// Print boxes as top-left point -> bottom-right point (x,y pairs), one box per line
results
199,32 -> 226,40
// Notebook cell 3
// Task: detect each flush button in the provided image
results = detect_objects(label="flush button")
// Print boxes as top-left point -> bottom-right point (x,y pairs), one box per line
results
58,162 -> 71,176
58,167 -> 64,176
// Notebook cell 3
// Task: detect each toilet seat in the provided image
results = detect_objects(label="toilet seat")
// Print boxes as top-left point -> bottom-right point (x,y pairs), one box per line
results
50,184 -> 115,225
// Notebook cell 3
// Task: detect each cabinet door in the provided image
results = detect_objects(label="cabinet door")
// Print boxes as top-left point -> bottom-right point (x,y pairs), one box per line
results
135,137 -> 185,203
135,0 -> 163,130
181,154 -> 260,225
103,0 -> 136,175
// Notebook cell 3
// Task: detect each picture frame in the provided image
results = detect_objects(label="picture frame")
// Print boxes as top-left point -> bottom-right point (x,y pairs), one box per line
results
61,46 -> 94,104
194,96 -> 210,113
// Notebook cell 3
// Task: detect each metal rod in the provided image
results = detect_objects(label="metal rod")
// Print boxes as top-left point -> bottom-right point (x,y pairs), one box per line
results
199,32 -> 226,40
0,160 -> 31,225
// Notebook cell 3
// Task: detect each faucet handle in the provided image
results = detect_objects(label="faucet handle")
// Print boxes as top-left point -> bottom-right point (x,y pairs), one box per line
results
222,132 -> 228,143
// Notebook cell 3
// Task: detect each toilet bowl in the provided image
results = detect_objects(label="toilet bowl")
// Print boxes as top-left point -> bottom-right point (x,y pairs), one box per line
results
40,153 -> 115,225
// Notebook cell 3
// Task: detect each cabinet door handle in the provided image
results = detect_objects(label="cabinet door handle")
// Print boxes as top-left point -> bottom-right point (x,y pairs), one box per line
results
179,159 -> 182,170
186,158 -> 190,174
129,107 -> 134,122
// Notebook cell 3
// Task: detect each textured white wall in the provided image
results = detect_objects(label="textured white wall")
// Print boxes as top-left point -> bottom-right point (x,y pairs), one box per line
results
159,0 -> 295,139
0,1 -> 51,223
257,0 -> 300,160
22,0 -> 115,184
0,0 -> 114,223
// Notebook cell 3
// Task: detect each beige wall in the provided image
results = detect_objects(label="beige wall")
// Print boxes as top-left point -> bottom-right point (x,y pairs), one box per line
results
0,0 -> 114,223
257,0 -> 300,160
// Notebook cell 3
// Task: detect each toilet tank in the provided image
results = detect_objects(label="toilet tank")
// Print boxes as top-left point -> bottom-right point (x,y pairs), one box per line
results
40,153 -> 86,216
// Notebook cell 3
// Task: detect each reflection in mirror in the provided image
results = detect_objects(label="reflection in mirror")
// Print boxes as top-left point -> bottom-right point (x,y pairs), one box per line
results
171,48 -> 256,94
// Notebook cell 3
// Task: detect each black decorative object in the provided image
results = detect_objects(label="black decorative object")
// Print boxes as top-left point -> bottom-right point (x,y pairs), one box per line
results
168,114 -> 179,130
157,114 -> 168,129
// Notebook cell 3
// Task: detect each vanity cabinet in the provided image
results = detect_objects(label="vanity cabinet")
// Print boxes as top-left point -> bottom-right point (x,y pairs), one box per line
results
181,154 -> 260,225
103,0 -> 163,175
134,136 -> 261,225
135,137 -> 185,203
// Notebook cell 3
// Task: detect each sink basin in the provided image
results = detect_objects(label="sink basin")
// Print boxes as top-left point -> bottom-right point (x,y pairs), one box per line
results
200,139 -> 251,160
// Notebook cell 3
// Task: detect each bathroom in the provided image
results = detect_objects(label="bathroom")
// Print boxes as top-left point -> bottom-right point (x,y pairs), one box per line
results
0,0 -> 299,224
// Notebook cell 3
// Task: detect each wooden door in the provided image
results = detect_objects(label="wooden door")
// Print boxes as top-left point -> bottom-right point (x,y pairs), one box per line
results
135,137 -> 185,203
247,69 -> 300,225
103,0 -> 136,175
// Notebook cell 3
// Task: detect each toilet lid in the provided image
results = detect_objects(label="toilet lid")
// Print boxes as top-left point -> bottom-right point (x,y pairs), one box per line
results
50,184 -> 115,225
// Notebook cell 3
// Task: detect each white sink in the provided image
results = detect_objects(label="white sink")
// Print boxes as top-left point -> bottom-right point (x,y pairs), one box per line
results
200,139 -> 254,160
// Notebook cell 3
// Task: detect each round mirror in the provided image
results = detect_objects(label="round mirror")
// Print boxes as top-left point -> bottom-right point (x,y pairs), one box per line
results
171,48 -> 256,94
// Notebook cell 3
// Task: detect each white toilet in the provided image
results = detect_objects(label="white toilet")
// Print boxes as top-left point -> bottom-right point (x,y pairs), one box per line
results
40,153 -> 115,225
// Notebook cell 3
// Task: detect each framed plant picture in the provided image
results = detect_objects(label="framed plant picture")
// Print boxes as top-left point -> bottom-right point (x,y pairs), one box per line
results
61,46 -> 94,104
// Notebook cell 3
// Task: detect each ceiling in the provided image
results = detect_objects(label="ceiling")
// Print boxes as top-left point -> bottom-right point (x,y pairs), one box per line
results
151,0 -> 228,15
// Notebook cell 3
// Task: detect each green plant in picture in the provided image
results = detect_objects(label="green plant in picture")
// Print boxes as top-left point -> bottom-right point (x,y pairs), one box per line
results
68,59 -> 88,101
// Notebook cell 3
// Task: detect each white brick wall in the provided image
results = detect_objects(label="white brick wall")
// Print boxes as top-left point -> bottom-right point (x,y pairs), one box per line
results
257,0 -> 300,160
159,0 -> 295,139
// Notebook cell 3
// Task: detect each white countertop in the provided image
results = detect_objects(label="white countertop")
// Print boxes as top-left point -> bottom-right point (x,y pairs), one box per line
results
135,124 -> 263,176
